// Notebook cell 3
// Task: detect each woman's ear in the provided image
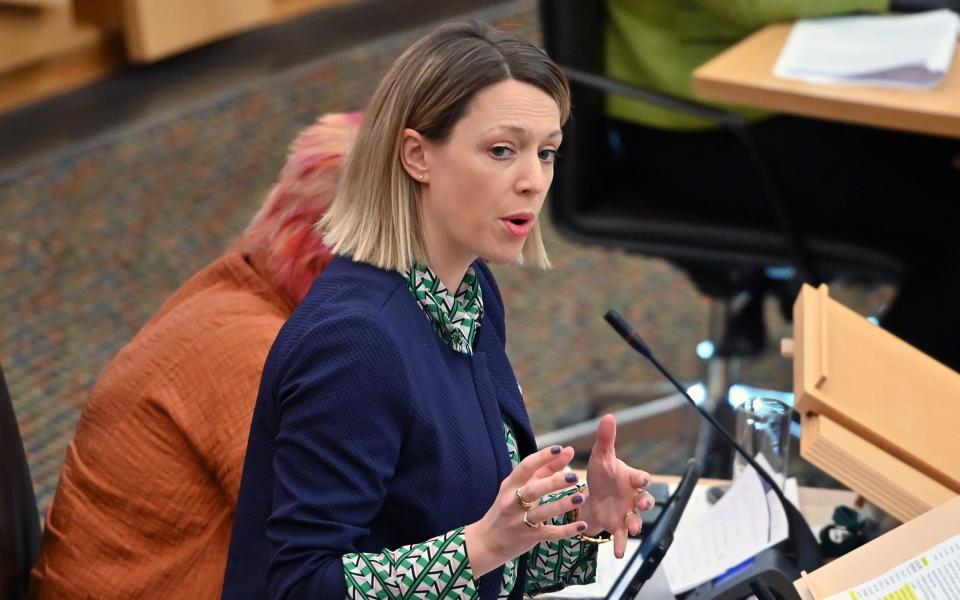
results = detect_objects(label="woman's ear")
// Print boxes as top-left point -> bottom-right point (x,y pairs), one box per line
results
400,128 -> 430,183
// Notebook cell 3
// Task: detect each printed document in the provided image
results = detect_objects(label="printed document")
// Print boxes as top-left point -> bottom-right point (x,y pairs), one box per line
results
774,10 -> 960,89
540,458 -> 798,598
662,457 -> 790,594
823,533 -> 960,600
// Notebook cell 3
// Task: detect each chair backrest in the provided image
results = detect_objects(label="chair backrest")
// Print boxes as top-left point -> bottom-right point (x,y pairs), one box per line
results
539,0 -> 610,250
0,363 -> 40,600
539,0 -> 903,288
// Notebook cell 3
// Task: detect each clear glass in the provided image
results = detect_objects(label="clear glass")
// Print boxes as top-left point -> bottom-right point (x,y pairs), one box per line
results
733,397 -> 792,487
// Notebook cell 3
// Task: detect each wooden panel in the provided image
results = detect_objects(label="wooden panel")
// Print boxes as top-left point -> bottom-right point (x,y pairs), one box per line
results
73,0 -> 123,30
0,2 -> 102,73
801,414 -> 955,523
0,0 -> 361,113
0,35 -> 120,114
271,0 -> 355,23
73,0 -> 360,32
793,283 -> 960,492
693,23 -> 960,139
121,0 -> 272,62
0,0 -> 65,8
0,0 -> 357,113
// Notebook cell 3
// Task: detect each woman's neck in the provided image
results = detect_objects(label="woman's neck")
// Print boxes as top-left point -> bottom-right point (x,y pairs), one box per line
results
426,258 -> 471,294
419,224 -> 474,292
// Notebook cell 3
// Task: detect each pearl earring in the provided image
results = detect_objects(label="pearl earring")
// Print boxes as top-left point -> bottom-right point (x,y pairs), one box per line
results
419,174 -> 424,181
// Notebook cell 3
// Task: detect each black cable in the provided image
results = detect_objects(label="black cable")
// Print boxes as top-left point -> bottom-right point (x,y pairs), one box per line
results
750,580 -> 778,600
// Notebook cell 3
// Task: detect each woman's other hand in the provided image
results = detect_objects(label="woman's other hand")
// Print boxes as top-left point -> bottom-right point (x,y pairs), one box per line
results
580,414 -> 655,559
464,445 -> 588,577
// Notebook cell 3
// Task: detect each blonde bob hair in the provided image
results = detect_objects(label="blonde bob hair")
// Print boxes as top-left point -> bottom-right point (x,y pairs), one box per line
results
319,20 -> 571,272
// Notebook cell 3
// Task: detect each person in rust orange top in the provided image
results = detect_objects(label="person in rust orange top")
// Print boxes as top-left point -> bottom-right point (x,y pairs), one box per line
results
30,112 -> 361,599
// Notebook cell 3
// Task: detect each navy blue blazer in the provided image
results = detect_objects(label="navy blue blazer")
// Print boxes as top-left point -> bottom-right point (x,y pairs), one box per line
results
223,256 -> 537,599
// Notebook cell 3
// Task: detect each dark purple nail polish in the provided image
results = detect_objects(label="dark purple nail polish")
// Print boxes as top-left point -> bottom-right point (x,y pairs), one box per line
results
577,523 -> 587,532
645,500 -> 653,510
551,445 -> 562,454
572,494 -> 584,504
565,472 -> 578,483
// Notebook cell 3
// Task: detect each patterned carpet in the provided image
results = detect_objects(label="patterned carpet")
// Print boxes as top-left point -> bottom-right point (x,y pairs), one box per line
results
0,0 -> 889,512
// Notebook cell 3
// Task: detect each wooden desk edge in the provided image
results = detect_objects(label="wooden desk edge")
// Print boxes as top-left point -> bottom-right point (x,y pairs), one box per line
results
692,24 -> 960,139
693,71 -> 960,139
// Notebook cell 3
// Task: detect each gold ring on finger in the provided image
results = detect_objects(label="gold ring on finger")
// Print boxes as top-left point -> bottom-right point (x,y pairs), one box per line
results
515,487 -> 534,509
578,532 -> 613,544
522,510 -> 542,529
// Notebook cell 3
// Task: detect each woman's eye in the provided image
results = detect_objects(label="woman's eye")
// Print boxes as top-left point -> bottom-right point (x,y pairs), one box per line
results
538,149 -> 558,163
489,146 -> 514,159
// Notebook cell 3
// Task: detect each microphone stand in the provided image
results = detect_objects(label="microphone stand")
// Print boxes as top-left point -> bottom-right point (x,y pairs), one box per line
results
604,310 -> 821,577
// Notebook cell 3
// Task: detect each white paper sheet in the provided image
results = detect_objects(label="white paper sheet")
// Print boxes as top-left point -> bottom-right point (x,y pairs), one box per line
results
662,458 -> 789,594
774,10 -> 960,89
538,459 -> 800,598
824,533 -> 960,600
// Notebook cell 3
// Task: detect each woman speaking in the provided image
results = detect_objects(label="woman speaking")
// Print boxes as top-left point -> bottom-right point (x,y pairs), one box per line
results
224,20 -> 655,599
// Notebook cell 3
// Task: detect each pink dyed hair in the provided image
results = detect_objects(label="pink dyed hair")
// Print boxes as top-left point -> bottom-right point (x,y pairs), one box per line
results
234,112 -> 362,305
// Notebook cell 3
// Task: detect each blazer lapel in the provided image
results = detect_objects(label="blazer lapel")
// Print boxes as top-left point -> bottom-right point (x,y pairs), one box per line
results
470,351 -> 513,481
494,373 -> 536,457
473,347 -> 537,463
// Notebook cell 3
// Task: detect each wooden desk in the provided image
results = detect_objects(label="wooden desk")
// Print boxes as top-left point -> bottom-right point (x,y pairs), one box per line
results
692,23 -> 960,138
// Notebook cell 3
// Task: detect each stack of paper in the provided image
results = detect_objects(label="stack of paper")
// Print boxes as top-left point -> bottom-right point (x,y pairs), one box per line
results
774,10 -> 960,89
662,458 -> 792,594
538,461 -> 799,598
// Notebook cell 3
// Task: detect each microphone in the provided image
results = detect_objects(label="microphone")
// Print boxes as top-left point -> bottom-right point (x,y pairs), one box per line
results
604,309 -> 820,572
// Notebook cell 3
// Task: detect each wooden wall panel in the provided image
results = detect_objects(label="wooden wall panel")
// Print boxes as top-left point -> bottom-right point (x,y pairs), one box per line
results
121,0 -> 272,63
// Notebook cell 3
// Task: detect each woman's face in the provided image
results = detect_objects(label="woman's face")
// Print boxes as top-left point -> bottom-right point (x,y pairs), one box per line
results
414,79 -> 562,281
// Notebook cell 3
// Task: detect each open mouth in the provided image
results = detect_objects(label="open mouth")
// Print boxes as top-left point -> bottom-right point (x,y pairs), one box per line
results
501,213 -> 535,238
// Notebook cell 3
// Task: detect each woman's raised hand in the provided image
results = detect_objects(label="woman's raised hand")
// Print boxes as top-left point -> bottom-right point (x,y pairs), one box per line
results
579,414 -> 655,559
464,445 -> 588,577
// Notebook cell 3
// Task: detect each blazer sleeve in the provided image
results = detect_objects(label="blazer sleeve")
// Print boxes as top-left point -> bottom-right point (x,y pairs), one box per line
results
265,313 -> 415,599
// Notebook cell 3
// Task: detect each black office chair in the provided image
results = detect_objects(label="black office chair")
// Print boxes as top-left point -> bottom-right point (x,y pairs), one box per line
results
1,362 -> 40,600
539,0 -> 903,474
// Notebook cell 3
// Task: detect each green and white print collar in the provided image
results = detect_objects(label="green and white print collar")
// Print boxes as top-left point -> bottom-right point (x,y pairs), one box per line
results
403,263 -> 484,356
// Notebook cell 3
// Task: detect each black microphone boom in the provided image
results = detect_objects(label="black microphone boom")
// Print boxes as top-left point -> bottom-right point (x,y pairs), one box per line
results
605,310 -> 774,487
604,309 -> 821,572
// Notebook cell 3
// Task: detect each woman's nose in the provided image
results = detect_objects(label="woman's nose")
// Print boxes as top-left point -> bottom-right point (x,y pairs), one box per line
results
516,155 -> 548,195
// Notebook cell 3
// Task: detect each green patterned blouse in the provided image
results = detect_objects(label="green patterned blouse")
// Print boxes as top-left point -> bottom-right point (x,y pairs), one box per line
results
340,264 -> 597,598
